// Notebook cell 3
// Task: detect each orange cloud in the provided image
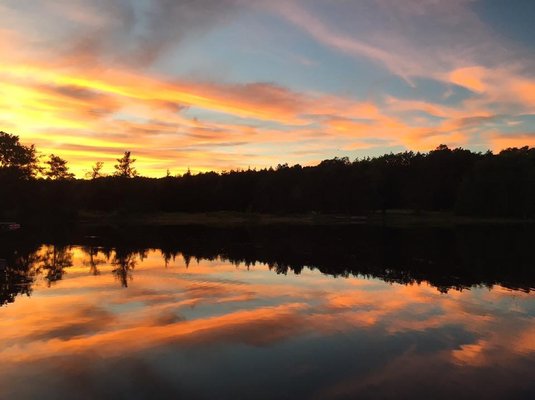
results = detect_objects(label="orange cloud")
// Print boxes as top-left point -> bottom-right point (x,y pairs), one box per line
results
449,67 -> 487,93
488,132 -> 535,152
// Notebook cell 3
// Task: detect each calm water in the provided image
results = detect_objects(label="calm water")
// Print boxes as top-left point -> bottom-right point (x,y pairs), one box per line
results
1,225 -> 534,399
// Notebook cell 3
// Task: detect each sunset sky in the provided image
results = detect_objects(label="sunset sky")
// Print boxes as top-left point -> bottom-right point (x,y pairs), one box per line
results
1,0 -> 534,177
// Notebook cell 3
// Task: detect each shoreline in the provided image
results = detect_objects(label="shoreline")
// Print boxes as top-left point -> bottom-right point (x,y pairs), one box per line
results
73,210 -> 535,228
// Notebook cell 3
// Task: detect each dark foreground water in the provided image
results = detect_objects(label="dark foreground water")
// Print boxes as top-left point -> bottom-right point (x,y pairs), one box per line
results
0,225 -> 534,399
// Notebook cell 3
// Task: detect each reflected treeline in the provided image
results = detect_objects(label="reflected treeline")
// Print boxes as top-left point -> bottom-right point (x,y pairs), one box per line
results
0,240 -> 40,305
1,224 -> 534,306
0,241 -> 77,304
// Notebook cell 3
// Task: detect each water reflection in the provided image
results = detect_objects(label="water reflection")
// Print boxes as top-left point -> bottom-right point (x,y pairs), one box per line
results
0,225 -> 534,399
82,244 -> 105,276
38,245 -> 73,286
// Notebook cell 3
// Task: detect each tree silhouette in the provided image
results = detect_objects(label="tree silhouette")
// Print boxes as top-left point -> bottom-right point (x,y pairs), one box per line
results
45,154 -> 75,180
114,151 -> 138,178
0,131 -> 40,179
85,161 -> 105,179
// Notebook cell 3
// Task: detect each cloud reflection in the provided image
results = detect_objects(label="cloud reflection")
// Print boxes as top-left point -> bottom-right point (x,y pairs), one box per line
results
0,245 -> 533,398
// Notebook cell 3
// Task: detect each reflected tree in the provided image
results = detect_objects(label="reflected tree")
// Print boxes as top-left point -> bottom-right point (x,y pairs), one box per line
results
82,245 -> 106,275
0,249 -> 40,306
161,249 -> 180,268
111,249 -> 137,287
38,245 -> 74,286
182,253 -> 192,269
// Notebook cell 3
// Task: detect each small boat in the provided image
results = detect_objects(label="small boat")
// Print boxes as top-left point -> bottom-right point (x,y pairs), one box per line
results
0,222 -> 21,232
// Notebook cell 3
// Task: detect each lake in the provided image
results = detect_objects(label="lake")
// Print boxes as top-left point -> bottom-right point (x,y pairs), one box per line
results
0,225 -> 534,399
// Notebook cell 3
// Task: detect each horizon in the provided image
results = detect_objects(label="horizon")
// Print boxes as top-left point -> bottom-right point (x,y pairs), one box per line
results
1,0 -> 535,177
4,132 -> 530,179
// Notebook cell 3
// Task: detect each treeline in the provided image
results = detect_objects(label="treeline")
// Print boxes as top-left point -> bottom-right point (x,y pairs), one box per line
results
2,130 -> 535,219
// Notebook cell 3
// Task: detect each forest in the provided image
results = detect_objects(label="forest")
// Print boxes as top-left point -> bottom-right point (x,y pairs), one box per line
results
2,130 -> 535,220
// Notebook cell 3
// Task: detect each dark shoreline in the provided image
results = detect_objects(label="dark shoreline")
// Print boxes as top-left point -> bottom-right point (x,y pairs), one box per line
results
72,210 -> 535,228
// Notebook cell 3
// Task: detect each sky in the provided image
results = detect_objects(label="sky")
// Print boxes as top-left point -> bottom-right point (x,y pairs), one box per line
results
0,0 -> 534,177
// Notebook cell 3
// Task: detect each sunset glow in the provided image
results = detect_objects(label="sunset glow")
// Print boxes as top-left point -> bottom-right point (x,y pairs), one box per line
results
1,1 -> 534,176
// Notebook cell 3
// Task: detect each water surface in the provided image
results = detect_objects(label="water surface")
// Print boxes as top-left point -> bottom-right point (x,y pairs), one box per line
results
1,225 -> 534,399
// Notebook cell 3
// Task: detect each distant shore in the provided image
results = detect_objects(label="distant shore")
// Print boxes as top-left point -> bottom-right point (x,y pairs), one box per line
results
74,210 -> 535,227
